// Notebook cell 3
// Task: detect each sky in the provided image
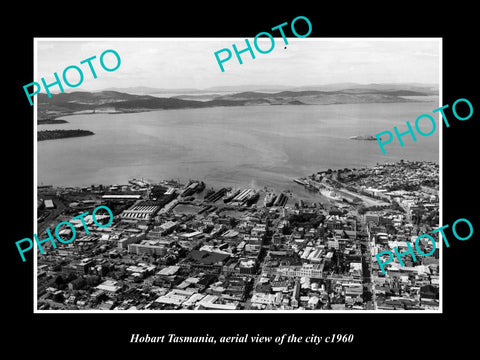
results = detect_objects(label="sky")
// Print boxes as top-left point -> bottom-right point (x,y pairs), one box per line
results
35,38 -> 441,92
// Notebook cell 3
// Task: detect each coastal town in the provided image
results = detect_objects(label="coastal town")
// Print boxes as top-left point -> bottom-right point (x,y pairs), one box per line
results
36,160 -> 439,311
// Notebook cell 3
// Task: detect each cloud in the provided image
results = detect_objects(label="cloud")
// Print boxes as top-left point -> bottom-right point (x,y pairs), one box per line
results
35,38 -> 441,90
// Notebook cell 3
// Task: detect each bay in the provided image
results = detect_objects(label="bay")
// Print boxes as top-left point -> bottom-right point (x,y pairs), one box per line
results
37,102 -> 439,198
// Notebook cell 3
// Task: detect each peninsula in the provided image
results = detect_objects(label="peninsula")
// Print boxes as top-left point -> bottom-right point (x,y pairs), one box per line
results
38,118 -> 68,125
37,85 -> 436,119
38,129 -> 94,141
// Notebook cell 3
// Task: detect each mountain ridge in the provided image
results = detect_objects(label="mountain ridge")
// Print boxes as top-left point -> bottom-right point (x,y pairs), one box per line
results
37,85 -> 438,120
100,82 -> 438,95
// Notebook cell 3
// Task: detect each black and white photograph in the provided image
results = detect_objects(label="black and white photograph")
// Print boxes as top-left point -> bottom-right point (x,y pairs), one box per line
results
6,6 -> 478,356
34,38 -> 441,313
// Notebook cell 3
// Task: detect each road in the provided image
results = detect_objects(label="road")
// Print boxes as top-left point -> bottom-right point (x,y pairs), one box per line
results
364,224 -> 377,310
306,178 -> 389,207
335,187 -> 390,207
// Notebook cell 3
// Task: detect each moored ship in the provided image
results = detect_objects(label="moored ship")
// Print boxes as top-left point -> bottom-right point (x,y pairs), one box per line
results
293,178 -> 309,186
263,192 -> 277,207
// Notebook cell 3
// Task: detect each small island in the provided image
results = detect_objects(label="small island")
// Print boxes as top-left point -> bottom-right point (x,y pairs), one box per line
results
38,129 -> 95,141
349,135 -> 378,141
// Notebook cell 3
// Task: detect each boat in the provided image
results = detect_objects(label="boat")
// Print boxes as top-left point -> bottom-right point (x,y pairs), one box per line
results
349,135 -> 377,141
181,180 -> 205,197
224,188 -> 241,203
293,178 -> 309,186
181,181 -> 199,197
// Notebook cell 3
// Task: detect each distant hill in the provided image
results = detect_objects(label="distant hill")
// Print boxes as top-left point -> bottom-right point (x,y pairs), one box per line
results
101,83 -> 438,96
290,83 -> 438,94
37,85 -> 438,119
213,89 -> 432,105
104,84 -> 294,94
171,94 -> 223,101
102,86 -> 200,94
38,91 -> 207,117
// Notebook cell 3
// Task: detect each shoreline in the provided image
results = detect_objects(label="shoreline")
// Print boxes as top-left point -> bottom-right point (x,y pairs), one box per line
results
37,129 -> 95,141
36,159 -> 439,311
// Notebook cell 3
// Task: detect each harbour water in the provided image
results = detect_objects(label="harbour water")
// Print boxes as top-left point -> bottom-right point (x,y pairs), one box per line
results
38,101 -> 439,200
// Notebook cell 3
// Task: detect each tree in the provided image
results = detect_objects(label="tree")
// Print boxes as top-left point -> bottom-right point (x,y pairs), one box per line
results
357,206 -> 368,215
66,272 -> 77,282
86,275 -> 101,287
53,292 -> 64,303
54,275 -> 64,286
